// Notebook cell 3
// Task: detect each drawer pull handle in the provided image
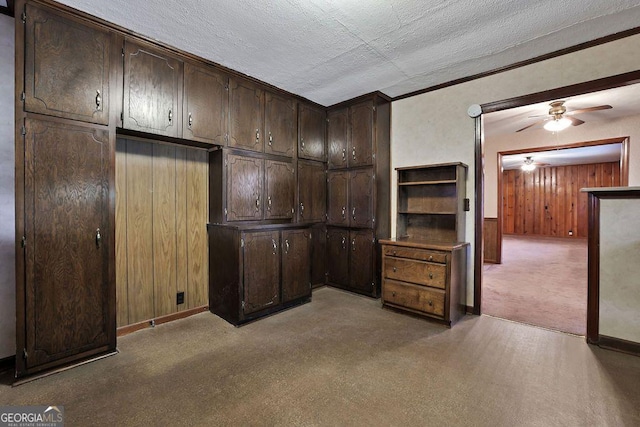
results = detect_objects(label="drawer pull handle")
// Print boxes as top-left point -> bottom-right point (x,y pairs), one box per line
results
392,291 -> 396,297
428,300 -> 433,306
429,273 -> 434,279
393,267 -> 397,272
392,251 -> 396,256
428,255 -> 433,261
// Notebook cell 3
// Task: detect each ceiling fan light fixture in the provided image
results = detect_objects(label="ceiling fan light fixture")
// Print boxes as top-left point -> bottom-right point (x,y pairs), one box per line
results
521,156 -> 536,171
544,116 -> 572,132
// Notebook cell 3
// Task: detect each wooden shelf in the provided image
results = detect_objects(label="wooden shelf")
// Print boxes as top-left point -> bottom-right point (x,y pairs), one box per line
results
398,180 -> 456,186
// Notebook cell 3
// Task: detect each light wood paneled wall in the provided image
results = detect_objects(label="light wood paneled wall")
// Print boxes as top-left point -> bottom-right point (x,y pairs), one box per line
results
503,162 -> 620,238
116,138 -> 208,327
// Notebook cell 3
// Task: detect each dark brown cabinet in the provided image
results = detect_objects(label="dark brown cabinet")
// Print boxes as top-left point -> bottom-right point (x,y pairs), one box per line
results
324,94 -> 391,297
282,229 -> 311,302
265,92 -> 296,157
208,224 -> 311,325
18,118 -> 115,376
225,154 -> 264,222
298,160 -> 326,223
328,108 -> 348,169
23,3 -> 112,125
327,228 -> 375,296
327,169 -> 373,227
243,231 -> 280,314
229,78 -> 264,152
298,103 -> 326,161
210,150 -> 294,223
183,62 -> 228,145
123,40 -> 182,137
265,159 -> 295,220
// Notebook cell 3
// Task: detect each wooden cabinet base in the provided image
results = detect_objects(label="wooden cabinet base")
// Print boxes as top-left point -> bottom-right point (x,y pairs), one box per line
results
380,238 -> 469,327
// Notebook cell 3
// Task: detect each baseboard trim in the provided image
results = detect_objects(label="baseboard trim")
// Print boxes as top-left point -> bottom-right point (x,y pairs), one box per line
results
466,305 -> 474,314
117,305 -> 209,337
0,355 -> 15,374
597,335 -> 640,357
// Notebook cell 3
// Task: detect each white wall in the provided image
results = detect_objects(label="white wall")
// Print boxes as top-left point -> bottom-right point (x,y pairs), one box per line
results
484,114 -> 640,218
0,14 -> 15,359
599,196 -> 640,343
392,33 -> 640,306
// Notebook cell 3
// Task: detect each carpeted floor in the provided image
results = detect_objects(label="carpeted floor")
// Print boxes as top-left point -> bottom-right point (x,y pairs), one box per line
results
483,235 -> 587,335
1,287 -> 639,426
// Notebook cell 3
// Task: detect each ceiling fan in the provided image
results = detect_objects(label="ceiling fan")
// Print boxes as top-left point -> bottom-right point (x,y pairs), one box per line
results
520,156 -> 549,171
516,100 -> 612,133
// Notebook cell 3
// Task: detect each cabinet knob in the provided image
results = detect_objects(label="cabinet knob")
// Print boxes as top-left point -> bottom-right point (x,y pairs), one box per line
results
188,112 -> 193,128
168,109 -> 173,124
429,273 -> 434,279
392,291 -> 396,297
428,300 -> 433,306
392,251 -> 397,256
428,255 -> 433,261
393,267 -> 397,272
95,90 -> 102,110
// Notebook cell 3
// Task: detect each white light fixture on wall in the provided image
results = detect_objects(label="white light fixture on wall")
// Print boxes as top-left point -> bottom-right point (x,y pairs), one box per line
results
521,156 -> 536,171
543,117 -> 572,132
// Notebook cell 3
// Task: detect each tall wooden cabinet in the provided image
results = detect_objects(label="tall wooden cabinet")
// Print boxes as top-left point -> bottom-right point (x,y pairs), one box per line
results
16,0 -> 117,377
381,163 -> 469,326
325,94 -> 391,297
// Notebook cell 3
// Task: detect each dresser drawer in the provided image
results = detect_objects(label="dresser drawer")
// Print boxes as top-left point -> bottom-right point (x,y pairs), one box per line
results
383,280 -> 445,317
383,246 -> 447,264
384,257 -> 446,289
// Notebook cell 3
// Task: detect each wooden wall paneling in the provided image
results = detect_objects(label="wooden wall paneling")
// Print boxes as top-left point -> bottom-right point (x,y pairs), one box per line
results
175,147 -> 188,312
186,149 -> 209,308
152,144 -> 178,317
115,139 -> 128,327
125,140 -> 155,324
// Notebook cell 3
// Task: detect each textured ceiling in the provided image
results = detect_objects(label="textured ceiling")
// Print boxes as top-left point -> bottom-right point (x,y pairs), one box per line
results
57,0 -> 640,106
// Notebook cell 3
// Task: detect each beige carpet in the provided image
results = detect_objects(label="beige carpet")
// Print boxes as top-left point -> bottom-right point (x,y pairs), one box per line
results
483,235 -> 587,335
2,287 -> 639,426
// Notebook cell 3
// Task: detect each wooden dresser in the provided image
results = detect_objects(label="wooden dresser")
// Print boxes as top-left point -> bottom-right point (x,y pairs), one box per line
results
380,238 -> 468,326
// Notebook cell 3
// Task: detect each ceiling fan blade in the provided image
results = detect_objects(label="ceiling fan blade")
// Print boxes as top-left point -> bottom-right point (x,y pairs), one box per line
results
567,105 -> 612,115
515,121 -> 541,132
567,116 -> 585,126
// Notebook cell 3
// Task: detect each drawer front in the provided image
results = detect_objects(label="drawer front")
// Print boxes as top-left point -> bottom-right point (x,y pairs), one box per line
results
384,257 -> 446,289
383,246 -> 447,264
383,280 -> 445,317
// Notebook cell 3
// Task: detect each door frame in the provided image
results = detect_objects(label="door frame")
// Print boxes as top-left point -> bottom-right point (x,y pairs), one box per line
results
474,69 -> 640,317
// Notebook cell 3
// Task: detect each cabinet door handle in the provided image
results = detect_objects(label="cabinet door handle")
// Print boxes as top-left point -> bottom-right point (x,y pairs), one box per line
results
352,207 -> 356,220
352,146 -> 356,161
300,202 -> 304,217
188,112 -> 193,128
342,148 -> 346,161
256,196 -> 260,211
168,109 -> 173,124
267,196 -> 272,211
95,228 -> 101,249
272,238 -> 277,255
300,138 -> 305,151
341,237 -> 346,249
268,132 -> 273,146
341,206 -> 346,219
255,129 -> 260,142
95,90 -> 102,110
285,239 -> 290,254
351,239 -> 356,251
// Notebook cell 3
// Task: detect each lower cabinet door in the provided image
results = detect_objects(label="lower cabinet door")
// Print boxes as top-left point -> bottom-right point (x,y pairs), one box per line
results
243,231 -> 280,314
281,229 -> 311,302
349,229 -> 374,294
327,228 -> 349,286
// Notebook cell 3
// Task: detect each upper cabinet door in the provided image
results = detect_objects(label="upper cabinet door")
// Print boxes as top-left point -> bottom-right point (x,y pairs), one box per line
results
183,62 -> 228,145
350,168 -> 374,228
297,160 -> 326,223
265,92 -> 296,157
299,103 -> 326,161
24,3 -> 111,125
226,154 -> 263,221
349,100 -> 374,167
123,40 -> 182,137
264,160 -> 295,220
327,171 -> 349,226
229,78 -> 264,152
328,108 -> 348,169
